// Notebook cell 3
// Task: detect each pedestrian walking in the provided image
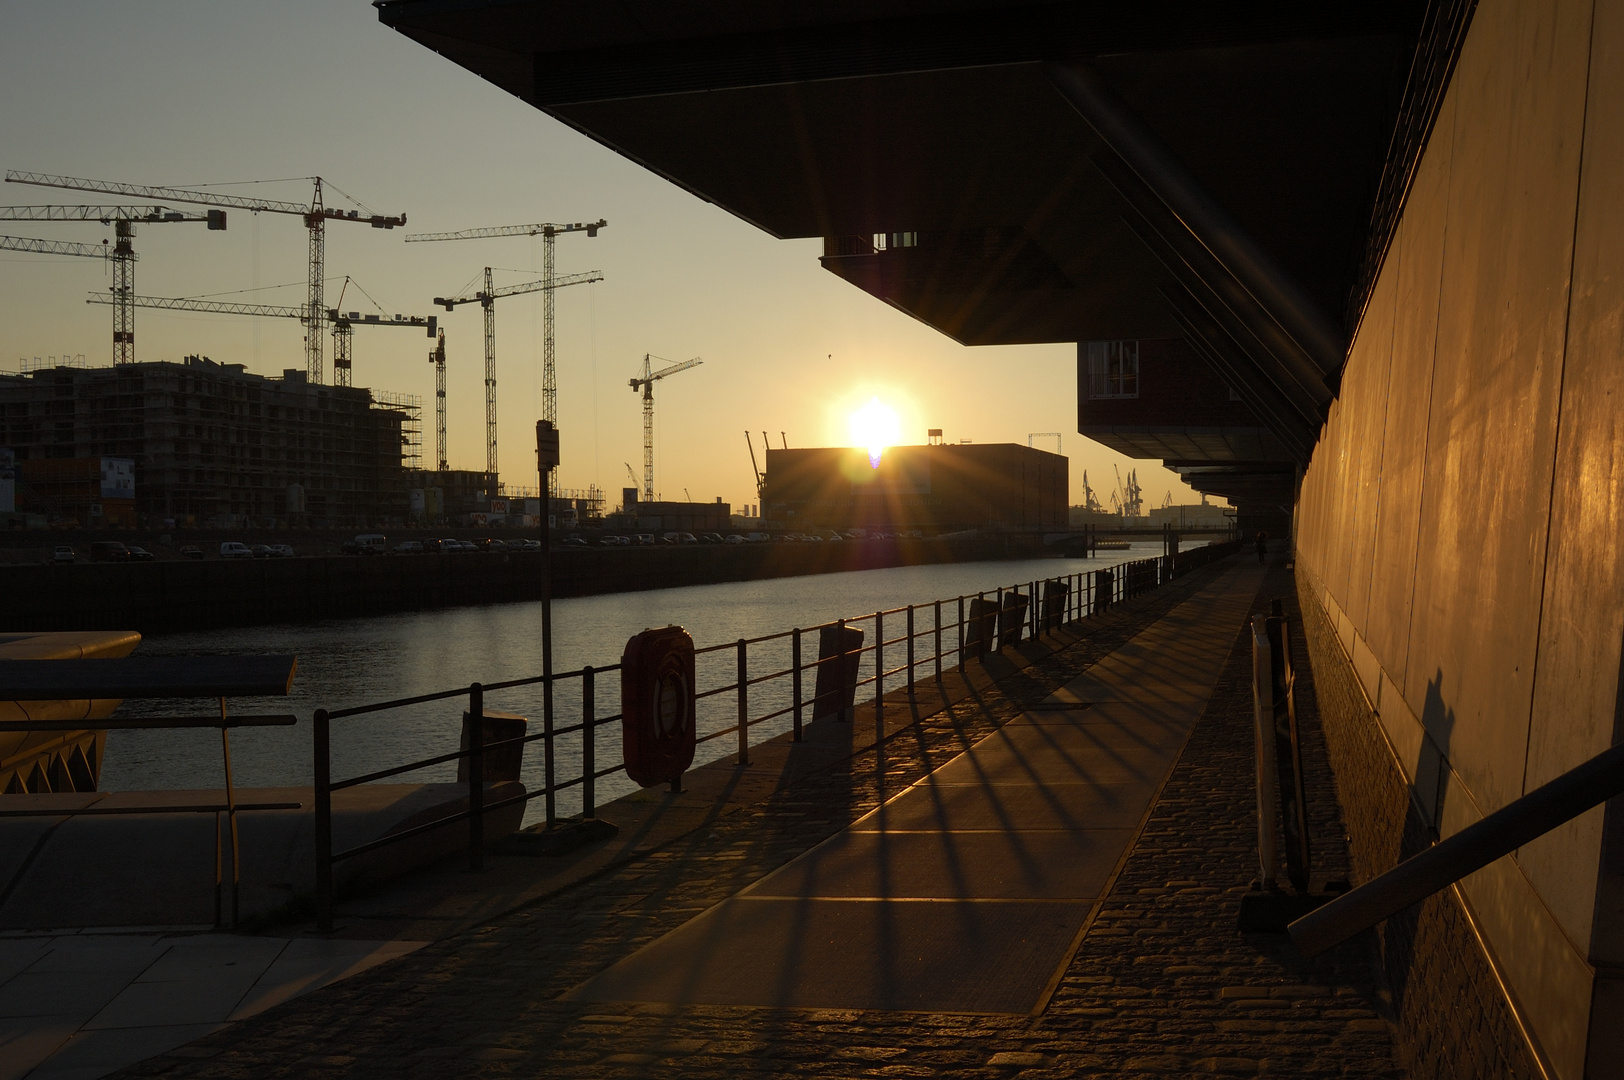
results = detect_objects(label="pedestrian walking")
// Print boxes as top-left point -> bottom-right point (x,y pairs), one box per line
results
1255,530 -> 1269,565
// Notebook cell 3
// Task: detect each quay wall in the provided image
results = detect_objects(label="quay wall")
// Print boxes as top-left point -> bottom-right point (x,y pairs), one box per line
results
0,533 -> 1049,634
1294,1 -> 1624,1076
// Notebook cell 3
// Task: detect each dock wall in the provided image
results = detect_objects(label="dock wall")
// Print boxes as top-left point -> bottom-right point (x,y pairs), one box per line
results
0,533 -> 1048,634
1294,1 -> 1624,1076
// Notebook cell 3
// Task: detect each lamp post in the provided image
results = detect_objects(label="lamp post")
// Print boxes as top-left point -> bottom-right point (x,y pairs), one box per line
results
536,420 -> 559,822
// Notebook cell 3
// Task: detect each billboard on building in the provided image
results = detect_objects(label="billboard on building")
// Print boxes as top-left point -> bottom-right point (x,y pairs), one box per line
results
100,458 -> 135,500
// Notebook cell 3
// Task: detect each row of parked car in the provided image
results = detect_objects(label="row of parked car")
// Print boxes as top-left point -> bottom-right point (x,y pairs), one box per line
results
387,538 -> 543,554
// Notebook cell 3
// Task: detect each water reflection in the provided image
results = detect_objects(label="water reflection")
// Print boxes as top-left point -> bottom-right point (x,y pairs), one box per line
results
107,547 -> 1160,824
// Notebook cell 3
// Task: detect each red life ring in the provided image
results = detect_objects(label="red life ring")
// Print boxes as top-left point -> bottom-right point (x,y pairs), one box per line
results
620,626 -> 696,787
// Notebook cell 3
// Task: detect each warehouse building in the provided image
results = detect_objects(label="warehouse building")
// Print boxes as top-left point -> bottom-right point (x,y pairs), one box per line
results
0,357 -> 418,527
762,443 -> 1065,533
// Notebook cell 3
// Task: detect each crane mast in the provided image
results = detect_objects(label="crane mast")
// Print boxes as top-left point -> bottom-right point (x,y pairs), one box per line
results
629,354 -> 702,502
430,330 -> 448,472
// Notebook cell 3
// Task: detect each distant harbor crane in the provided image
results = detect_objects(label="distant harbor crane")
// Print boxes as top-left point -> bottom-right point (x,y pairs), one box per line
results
7,171 -> 406,383
407,219 -> 605,497
434,267 -> 602,493
0,204 -> 226,364
745,431 -> 766,500
629,354 -> 701,502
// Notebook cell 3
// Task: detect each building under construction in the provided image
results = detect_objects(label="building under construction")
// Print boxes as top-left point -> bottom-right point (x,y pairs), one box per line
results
762,443 -> 1066,534
0,356 -> 419,527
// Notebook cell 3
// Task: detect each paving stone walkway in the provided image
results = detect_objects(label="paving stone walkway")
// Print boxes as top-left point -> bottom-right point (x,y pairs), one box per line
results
104,558 -> 1404,1079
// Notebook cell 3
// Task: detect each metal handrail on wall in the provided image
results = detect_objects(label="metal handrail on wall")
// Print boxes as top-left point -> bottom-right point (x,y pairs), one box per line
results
310,539 -> 1243,930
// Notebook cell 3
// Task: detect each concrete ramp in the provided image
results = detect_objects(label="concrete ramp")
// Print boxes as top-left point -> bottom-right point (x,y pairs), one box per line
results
565,565 -> 1264,1013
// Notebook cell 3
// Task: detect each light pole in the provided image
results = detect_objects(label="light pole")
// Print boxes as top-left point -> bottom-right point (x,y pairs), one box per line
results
536,420 -> 559,823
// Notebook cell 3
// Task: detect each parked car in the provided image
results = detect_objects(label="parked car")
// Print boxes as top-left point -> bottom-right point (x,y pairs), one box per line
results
270,544 -> 295,558
52,545 -> 75,563
249,544 -> 274,559
393,540 -> 424,554
342,533 -> 387,556
219,542 -> 253,560
126,545 -> 156,562
724,534 -> 746,545
180,545 -> 204,560
89,541 -> 130,562
677,532 -> 698,544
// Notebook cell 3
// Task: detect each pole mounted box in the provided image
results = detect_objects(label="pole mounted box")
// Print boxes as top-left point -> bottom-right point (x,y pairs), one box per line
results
535,420 -> 560,473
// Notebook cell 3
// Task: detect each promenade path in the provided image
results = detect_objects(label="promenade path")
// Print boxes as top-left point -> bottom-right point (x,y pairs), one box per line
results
98,558 -> 1403,1079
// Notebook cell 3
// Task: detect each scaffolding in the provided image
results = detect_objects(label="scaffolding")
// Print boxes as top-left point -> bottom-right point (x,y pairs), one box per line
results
373,390 -> 423,472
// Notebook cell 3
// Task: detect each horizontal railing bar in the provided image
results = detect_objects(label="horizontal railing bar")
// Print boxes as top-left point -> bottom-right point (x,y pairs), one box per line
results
325,686 -> 471,720
0,801 -> 300,817
0,714 -> 298,731
746,702 -> 795,726
694,683 -> 737,701
332,747 -> 467,789
695,724 -> 738,746
744,666 -> 793,688
332,807 -> 475,862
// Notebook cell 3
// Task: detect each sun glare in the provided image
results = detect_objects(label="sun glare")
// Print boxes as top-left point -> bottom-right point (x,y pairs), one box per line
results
849,396 -> 901,468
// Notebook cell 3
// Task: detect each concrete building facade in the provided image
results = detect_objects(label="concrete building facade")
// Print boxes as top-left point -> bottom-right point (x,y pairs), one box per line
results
0,357 -> 415,527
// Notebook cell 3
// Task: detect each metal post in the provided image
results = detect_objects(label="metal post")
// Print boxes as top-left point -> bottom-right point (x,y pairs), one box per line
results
313,709 -> 332,933
957,596 -> 966,671
737,638 -> 749,765
538,423 -> 556,826
874,609 -> 884,737
219,698 -> 241,928
792,628 -> 803,742
1030,581 -> 1038,638
468,682 -> 485,872
582,666 -> 595,819
906,605 -> 915,688
934,600 -> 942,681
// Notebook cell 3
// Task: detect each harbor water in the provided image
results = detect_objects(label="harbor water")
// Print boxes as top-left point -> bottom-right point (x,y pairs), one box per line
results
106,545 -> 1167,825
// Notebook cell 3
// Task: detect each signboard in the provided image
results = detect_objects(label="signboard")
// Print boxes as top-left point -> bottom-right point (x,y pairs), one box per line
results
490,498 -> 510,514
100,457 -> 135,500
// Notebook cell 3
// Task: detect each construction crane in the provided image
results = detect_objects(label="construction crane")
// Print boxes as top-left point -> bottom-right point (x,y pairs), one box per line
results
83,291 -> 435,386
7,171 -> 405,383
429,329 -> 448,471
0,204 -> 226,364
434,268 -> 603,492
629,354 -> 701,502
327,277 -> 436,388
406,219 -> 605,497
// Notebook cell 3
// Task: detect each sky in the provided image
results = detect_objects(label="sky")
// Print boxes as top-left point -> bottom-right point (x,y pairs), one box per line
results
0,1 -> 1213,514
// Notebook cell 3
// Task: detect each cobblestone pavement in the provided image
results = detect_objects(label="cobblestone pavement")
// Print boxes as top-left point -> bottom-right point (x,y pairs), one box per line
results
109,560 -> 1404,1079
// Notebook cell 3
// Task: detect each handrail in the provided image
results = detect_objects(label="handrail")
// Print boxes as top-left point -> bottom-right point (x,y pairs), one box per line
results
1289,740 -> 1624,957
309,540 -> 1242,931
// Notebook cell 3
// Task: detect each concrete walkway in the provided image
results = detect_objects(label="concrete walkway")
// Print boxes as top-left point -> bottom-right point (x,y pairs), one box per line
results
0,931 -> 422,1080
566,565 -> 1263,1014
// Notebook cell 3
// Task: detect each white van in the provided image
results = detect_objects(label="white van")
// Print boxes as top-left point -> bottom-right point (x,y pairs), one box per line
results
219,542 -> 253,560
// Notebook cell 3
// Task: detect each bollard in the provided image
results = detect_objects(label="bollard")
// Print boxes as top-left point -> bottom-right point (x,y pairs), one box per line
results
468,682 -> 485,872
737,638 -> 750,765
792,628 -> 803,742
582,666 -> 595,819
313,708 -> 333,933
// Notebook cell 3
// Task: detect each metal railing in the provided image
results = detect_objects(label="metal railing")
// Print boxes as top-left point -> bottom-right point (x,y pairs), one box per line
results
310,540 -> 1242,930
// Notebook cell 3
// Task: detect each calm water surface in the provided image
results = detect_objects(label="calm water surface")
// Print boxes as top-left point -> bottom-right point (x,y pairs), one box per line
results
105,544 -> 1166,823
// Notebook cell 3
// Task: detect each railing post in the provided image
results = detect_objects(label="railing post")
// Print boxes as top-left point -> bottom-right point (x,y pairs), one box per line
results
543,669 -> 556,827
1030,580 -> 1038,638
906,604 -> 915,689
874,609 -> 884,737
792,628 -> 803,742
313,708 -> 333,933
934,600 -> 942,681
957,595 -> 966,671
582,666 -> 596,819
737,638 -> 750,765
468,682 -> 485,872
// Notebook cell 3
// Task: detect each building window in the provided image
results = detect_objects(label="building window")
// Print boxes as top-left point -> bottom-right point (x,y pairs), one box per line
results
1085,340 -> 1139,399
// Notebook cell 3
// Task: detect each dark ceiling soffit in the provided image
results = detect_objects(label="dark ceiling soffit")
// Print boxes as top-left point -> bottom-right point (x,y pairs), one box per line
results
1046,61 -> 1348,382
1163,290 -> 1315,463
1115,203 -> 1333,416
377,2 -> 1421,106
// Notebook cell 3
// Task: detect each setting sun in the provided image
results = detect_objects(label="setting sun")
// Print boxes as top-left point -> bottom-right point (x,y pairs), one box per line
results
848,396 -> 902,468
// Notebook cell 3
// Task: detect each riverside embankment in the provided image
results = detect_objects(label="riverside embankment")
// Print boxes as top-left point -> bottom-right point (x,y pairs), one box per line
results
2,532 -> 1053,633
